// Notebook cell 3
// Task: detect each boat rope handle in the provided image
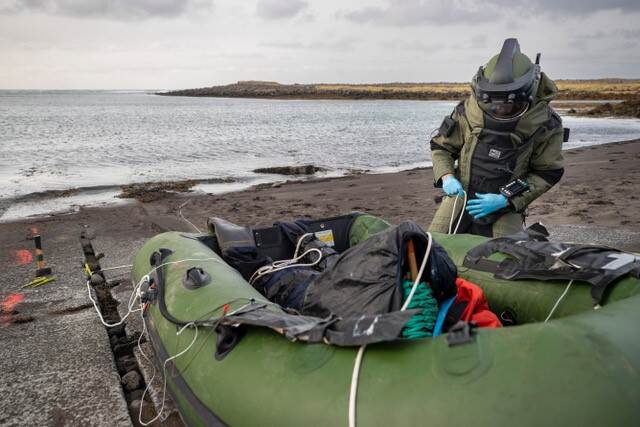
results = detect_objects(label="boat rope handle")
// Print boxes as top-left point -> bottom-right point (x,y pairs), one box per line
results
348,233 -> 433,427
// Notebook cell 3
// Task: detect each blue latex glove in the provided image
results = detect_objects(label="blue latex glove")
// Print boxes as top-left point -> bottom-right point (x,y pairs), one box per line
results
442,175 -> 464,196
466,193 -> 508,219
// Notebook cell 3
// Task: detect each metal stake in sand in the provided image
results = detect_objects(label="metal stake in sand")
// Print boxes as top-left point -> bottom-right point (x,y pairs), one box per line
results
32,235 -> 52,277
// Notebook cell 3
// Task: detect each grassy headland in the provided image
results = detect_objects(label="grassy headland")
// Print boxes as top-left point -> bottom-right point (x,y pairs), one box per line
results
159,79 -> 640,102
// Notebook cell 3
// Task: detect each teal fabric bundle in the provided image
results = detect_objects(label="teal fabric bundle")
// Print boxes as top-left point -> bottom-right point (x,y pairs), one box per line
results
401,280 -> 439,339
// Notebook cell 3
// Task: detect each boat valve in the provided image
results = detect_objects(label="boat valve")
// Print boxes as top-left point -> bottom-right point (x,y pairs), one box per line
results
139,276 -> 157,303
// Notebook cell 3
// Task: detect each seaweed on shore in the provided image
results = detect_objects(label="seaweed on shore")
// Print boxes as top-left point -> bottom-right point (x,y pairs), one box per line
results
118,180 -> 196,202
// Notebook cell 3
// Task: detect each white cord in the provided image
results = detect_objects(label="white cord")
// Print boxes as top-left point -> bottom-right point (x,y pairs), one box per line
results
448,191 -> 467,235
86,277 -> 144,328
87,257 -> 224,328
178,200 -> 202,233
248,233 -> 323,285
101,264 -> 134,272
544,280 -> 574,323
85,255 -> 244,423
348,233 -> 433,427
134,300 -> 255,425
348,345 -> 366,427
293,233 -> 315,258
138,319 -> 199,426
400,233 -> 433,311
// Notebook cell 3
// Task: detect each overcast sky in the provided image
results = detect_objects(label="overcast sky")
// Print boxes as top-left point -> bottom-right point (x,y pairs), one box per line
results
0,0 -> 638,89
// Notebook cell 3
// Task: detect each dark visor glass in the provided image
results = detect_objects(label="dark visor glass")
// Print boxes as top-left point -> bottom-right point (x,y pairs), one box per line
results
479,98 -> 529,119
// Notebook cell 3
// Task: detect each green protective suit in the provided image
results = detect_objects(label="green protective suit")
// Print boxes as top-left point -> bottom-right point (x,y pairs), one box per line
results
429,72 -> 565,237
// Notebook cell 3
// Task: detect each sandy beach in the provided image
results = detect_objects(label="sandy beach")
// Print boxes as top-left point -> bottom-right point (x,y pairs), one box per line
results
68,138 -> 640,247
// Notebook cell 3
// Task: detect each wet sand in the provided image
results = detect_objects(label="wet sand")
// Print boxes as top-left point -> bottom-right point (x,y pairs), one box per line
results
0,138 -> 639,426
135,138 -> 640,248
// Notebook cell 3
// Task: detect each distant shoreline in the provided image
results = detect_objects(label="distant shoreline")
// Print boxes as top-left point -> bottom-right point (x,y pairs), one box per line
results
158,79 -> 640,102
158,80 -> 640,118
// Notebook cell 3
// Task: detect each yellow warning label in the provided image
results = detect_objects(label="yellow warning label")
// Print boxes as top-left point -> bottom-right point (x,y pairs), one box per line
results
314,230 -> 335,247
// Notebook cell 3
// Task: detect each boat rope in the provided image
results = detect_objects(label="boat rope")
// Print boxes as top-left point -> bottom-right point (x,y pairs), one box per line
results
135,297 -> 259,424
138,318 -> 199,426
86,278 -> 144,328
178,199 -> 202,233
348,233 -> 433,427
87,254 -> 275,424
448,190 -> 467,235
86,257 -> 226,328
544,279 -> 574,323
249,233 -> 323,286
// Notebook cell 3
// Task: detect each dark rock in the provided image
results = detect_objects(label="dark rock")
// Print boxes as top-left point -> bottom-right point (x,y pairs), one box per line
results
113,342 -> 132,357
90,273 -> 104,285
121,370 -> 141,391
128,399 -> 142,416
116,355 -> 137,373
128,389 -> 144,401
254,165 -> 326,176
107,324 -> 125,336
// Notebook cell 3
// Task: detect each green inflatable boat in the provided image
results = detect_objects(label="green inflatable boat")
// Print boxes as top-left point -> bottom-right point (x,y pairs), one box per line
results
130,214 -> 640,427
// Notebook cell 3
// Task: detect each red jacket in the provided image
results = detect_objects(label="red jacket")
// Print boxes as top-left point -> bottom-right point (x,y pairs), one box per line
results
455,277 -> 502,328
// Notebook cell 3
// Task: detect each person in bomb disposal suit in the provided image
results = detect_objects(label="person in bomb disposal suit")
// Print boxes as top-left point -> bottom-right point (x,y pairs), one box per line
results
429,38 -> 569,237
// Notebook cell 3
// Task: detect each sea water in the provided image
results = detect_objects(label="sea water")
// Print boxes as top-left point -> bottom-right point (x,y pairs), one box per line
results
1,90 -> 640,202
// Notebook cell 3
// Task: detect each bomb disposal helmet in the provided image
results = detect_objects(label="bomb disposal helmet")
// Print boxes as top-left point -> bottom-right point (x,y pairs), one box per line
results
472,38 -> 541,120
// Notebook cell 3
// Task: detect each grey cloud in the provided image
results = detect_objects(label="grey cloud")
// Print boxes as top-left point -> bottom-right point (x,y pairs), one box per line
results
339,0 -> 499,26
568,28 -> 640,49
0,0 -> 212,20
340,0 -> 640,27
503,0 -> 640,13
256,0 -> 307,20
341,6 -> 384,24
380,39 -> 441,52
261,37 -> 357,51
618,29 -> 640,39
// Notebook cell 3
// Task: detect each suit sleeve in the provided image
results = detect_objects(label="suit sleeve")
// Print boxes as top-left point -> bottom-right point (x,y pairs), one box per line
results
509,128 -> 564,212
430,106 -> 465,187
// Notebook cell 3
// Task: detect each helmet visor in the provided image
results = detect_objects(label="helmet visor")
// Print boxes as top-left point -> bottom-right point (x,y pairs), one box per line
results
479,99 -> 529,120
